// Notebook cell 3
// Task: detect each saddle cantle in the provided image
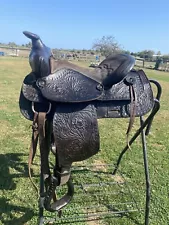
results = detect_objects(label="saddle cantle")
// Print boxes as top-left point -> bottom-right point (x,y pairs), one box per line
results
19,31 -> 155,213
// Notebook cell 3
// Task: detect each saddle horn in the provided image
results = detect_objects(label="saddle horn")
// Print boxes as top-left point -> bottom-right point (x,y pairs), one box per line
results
23,31 -> 40,41
23,31 -> 52,78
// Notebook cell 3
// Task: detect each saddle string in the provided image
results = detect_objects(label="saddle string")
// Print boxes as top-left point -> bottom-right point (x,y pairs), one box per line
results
126,85 -> 137,148
28,112 -> 39,196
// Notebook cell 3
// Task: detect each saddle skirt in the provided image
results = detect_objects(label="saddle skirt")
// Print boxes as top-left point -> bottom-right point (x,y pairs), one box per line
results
19,67 -> 154,165
19,68 -> 154,121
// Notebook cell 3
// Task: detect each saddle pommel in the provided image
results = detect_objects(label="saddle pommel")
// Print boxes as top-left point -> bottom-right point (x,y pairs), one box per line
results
23,31 -> 52,78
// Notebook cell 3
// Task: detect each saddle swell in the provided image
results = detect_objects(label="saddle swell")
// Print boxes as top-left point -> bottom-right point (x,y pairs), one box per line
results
19,31 -> 155,213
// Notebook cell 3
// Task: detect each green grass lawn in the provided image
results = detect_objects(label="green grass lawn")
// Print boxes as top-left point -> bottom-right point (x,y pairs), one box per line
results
0,57 -> 169,225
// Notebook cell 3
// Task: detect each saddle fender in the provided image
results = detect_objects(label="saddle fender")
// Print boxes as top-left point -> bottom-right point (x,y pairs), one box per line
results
53,103 -> 100,165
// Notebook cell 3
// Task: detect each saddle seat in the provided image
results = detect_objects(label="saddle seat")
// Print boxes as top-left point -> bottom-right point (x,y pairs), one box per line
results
32,54 -> 135,103
49,53 -> 135,90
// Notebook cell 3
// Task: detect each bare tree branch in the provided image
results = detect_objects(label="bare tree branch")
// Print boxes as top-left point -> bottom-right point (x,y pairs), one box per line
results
92,36 -> 122,57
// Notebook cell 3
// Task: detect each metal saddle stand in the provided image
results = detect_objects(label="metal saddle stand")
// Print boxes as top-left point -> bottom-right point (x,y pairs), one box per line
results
19,31 -> 162,225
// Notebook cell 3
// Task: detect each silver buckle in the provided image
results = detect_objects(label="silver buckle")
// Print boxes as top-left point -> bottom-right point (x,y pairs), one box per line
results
31,102 -> 51,115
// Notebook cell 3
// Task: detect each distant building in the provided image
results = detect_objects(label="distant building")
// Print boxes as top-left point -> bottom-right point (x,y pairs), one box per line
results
0,46 -> 30,57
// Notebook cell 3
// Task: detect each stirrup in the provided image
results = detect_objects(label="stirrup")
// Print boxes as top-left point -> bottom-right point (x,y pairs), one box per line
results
40,176 -> 74,212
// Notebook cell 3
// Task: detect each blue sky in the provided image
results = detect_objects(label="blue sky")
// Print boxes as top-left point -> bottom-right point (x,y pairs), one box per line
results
0,0 -> 169,53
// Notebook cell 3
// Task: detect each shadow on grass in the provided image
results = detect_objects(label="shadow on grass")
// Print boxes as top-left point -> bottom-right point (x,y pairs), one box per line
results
0,153 -> 36,224
106,205 -> 142,225
0,153 -> 40,190
0,153 -> 26,190
0,197 -> 35,225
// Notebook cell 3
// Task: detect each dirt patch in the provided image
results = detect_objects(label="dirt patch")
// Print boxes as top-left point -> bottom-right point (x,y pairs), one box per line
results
92,159 -> 107,172
112,174 -> 125,184
87,220 -> 101,225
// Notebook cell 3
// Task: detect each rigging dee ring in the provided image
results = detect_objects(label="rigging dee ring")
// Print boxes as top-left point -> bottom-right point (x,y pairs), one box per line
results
31,102 -> 52,115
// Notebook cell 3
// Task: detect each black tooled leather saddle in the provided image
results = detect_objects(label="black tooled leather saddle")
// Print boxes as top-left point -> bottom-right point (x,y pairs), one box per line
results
19,31 -> 154,212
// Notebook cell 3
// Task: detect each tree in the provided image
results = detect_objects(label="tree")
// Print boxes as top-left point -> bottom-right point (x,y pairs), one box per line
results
137,50 -> 155,61
25,41 -> 32,48
131,52 -> 137,56
156,51 -> 161,56
90,51 -> 95,55
162,55 -> 169,63
8,42 -> 17,47
92,35 -> 121,57
82,48 -> 86,55
122,50 -> 131,55
154,58 -> 162,70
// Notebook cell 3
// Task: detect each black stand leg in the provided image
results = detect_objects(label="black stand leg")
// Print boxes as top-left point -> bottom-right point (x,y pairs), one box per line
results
140,116 -> 150,225
38,171 -> 44,225
145,79 -> 162,136
112,100 -> 160,225
112,99 -> 160,175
